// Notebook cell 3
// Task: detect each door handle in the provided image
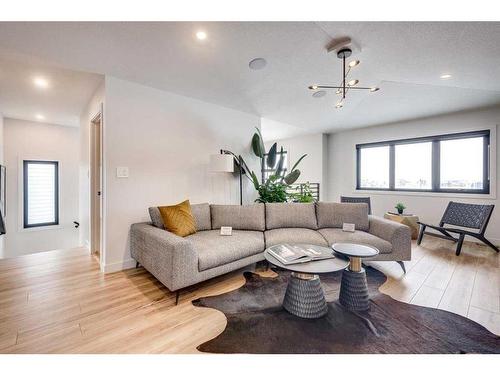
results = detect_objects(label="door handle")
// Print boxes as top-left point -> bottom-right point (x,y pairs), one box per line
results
74,221 -> 80,228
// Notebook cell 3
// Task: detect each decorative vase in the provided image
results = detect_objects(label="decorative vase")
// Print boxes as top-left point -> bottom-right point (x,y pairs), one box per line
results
397,208 -> 404,215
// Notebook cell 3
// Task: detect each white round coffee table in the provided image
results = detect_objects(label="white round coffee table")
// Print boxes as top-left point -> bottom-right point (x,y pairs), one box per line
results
264,244 -> 349,319
332,243 -> 379,311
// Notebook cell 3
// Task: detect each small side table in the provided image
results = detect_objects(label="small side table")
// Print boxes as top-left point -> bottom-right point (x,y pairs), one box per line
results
332,243 -> 379,311
384,212 -> 420,240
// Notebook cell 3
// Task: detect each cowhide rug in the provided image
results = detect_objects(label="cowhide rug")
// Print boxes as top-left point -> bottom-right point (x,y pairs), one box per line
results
192,267 -> 499,354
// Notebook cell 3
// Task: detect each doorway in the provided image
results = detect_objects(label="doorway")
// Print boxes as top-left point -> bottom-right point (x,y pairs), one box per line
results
90,110 -> 103,264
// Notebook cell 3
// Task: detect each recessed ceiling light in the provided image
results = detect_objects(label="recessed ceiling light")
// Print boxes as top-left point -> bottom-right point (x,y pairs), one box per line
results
312,90 -> 326,98
35,113 -> 45,120
440,73 -> 452,79
348,60 -> 360,68
370,87 -> 380,92
347,79 -> 359,87
248,58 -> 267,70
196,31 -> 207,40
33,77 -> 49,89
309,85 -> 319,90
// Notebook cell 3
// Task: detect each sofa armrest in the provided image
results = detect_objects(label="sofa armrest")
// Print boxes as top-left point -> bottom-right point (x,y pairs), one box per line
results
368,215 -> 411,260
130,223 -> 198,291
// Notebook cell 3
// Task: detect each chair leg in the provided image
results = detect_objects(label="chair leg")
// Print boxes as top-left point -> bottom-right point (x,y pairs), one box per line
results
479,236 -> 500,253
175,290 -> 180,305
396,261 -> 406,274
455,234 -> 465,256
417,225 -> 426,245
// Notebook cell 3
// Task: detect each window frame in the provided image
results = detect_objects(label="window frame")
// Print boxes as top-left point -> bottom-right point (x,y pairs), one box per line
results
23,160 -> 60,228
356,130 -> 490,194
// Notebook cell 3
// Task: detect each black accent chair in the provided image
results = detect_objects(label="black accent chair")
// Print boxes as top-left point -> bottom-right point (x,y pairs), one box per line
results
417,201 -> 499,256
340,196 -> 372,215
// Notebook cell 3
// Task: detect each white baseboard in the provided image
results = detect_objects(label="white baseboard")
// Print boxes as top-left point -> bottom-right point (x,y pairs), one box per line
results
101,258 -> 136,273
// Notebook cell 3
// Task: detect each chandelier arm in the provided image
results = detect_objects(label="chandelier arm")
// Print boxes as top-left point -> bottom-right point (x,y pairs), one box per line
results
344,66 -> 352,78
314,85 -> 344,89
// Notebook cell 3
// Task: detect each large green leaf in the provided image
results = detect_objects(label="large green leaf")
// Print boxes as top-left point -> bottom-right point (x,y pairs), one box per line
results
274,146 -> 285,178
238,155 -> 250,174
251,133 -> 264,157
250,171 -> 260,190
266,142 -> 277,168
284,169 -> 301,184
290,154 -> 307,172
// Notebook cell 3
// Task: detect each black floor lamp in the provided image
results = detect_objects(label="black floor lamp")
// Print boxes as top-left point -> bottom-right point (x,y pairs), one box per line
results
209,149 -> 244,205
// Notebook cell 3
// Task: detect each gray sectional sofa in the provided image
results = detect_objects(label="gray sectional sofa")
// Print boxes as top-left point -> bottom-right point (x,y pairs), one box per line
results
130,202 -> 411,296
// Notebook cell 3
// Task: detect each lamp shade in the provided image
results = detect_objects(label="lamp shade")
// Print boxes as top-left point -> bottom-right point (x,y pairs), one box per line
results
209,154 -> 234,173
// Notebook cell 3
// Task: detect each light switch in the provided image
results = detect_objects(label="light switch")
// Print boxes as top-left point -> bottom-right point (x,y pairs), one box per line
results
116,167 -> 129,178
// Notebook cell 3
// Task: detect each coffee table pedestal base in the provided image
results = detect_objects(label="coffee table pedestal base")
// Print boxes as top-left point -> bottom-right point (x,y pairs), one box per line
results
339,268 -> 370,311
282,272 -> 328,319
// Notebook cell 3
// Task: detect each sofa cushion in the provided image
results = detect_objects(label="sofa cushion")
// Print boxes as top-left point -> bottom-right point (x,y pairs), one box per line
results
265,203 -> 317,230
316,202 -> 369,231
190,203 -> 211,231
318,228 -> 392,254
265,228 -> 328,248
211,204 -> 265,231
186,230 -> 265,271
149,202 -> 211,232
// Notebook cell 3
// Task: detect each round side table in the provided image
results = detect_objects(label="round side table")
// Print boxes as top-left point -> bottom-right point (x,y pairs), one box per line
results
332,243 -> 379,311
264,244 -> 348,319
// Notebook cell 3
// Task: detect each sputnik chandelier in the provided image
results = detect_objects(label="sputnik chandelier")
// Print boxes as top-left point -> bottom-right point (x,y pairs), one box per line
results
308,47 -> 379,109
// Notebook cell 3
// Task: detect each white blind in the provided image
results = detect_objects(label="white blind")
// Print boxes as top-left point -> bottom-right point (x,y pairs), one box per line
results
25,162 -> 57,226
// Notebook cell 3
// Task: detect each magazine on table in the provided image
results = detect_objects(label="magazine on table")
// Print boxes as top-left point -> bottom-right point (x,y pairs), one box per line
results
267,244 -> 335,265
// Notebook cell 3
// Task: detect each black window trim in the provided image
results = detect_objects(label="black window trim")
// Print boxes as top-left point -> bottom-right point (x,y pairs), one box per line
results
356,130 -> 490,194
23,160 -> 59,228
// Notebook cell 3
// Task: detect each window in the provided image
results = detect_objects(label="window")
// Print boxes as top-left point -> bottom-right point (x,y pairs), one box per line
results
356,130 -> 490,194
395,142 -> 432,189
263,151 -> 288,180
359,146 -> 390,188
440,137 -> 484,190
23,160 -> 59,228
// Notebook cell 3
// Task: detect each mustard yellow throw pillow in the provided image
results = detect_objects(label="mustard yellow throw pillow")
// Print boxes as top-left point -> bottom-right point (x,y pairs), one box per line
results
158,200 -> 196,237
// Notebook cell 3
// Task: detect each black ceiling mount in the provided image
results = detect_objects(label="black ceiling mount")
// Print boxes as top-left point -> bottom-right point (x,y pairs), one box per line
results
337,47 -> 352,59
308,46 -> 379,108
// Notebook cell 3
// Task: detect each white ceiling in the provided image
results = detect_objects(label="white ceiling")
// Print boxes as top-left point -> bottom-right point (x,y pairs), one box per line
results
0,22 -> 499,137
0,52 -> 102,127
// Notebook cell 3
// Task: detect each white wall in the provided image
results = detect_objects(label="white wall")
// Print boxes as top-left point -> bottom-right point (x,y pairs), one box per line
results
265,133 -> 328,200
3,118 -> 80,258
102,76 -> 261,272
327,106 -> 500,243
79,82 -> 104,250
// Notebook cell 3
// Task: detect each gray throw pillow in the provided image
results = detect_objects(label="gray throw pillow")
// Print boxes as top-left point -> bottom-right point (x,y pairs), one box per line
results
148,207 -> 164,229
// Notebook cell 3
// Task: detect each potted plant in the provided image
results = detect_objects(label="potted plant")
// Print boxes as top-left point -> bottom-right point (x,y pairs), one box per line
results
288,182 -> 316,203
395,203 -> 406,215
235,127 -> 308,203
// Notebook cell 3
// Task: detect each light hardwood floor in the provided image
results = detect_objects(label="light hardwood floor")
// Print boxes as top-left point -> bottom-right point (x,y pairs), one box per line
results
0,238 -> 498,353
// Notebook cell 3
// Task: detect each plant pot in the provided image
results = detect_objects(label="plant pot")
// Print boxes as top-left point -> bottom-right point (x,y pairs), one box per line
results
397,209 -> 404,215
